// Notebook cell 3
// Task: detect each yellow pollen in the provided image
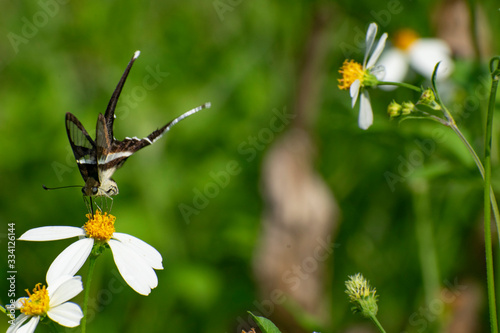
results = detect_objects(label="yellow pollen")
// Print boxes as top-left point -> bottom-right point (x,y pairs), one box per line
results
338,59 -> 365,90
84,210 -> 116,241
393,29 -> 419,51
20,283 -> 50,316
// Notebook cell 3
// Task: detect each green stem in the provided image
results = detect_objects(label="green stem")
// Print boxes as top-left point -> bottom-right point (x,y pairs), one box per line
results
81,254 -> 98,333
377,80 -> 422,92
448,123 -> 500,243
483,57 -> 500,333
369,314 -> 387,333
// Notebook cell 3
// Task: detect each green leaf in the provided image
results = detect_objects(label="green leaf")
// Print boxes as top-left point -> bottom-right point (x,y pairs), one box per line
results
430,62 -> 442,104
248,312 -> 282,333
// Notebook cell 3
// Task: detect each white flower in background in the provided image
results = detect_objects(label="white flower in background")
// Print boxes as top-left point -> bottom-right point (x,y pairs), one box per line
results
338,22 -> 388,130
7,275 -> 83,333
19,211 -> 163,296
377,28 -> 454,89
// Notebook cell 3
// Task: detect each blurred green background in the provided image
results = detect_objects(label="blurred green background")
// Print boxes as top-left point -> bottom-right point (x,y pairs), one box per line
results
1,0 -> 500,332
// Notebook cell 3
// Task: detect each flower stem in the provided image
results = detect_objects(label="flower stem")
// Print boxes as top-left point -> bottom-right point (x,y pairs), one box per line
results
81,254 -> 98,333
447,123 -> 500,239
369,314 -> 387,333
377,80 -> 422,92
430,57 -> 500,332
483,56 -> 500,333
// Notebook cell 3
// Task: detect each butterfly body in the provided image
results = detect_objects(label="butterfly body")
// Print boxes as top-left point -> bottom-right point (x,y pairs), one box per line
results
65,51 -> 210,197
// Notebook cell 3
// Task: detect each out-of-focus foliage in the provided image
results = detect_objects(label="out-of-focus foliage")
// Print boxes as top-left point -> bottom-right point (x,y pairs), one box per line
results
1,0 -> 500,332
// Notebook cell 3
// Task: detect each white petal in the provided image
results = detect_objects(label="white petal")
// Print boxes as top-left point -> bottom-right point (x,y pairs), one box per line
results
363,23 -> 378,67
108,239 -> 158,295
6,314 -> 31,333
46,275 -> 71,294
350,80 -> 361,108
9,315 -> 39,333
366,32 -> 388,69
358,91 -> 373,130
47,302 -> 83,327
18,227 -> 84,241
376,48 -> 409,90
46,239 -> 93,285
408,39 -> 454,79
113,233 -> 163,270
48,276 -> 83,308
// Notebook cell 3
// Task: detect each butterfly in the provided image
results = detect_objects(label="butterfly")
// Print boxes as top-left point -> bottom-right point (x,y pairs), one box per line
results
65,50 -> 210,197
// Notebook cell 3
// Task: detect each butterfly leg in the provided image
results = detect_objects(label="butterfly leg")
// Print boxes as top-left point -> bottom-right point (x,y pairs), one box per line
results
83,196 -> 95,217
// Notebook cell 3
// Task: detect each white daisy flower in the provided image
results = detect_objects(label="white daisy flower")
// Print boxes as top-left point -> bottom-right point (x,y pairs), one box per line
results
7,275 -> 83,333
19,211 -> 163,296
338,22 -> 388,130
377,28 -> 454,88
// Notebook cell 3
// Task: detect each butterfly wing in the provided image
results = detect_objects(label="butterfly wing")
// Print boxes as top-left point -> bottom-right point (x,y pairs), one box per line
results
103,50 -> 141,140
65,112 -> 99,187
145,102 -> 211,144
107,102 -> 212,169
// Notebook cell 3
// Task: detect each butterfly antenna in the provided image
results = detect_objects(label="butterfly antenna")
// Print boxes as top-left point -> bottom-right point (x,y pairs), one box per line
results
42,184 -> 82,191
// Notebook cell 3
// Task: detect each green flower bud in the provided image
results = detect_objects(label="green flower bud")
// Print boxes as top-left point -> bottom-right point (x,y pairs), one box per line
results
419,88 -> 435,104
387,100 -> 402,118
401,101 -> 415,115
345,273 -> 379,318
418,88 -> 441,110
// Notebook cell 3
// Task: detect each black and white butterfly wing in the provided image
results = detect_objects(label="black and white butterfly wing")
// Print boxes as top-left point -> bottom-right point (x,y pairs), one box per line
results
79,50 -> 139,198
107,102 -> 212,166
103,50 -> 141,141
65,112 -> 100,196
88,102 -> 212,194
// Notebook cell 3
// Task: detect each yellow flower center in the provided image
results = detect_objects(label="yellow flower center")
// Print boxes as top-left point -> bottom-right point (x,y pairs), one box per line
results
21,283 -> 50,316
393,29 -> 419,51
84,210 -> 116,241
338,60 -> 365,90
